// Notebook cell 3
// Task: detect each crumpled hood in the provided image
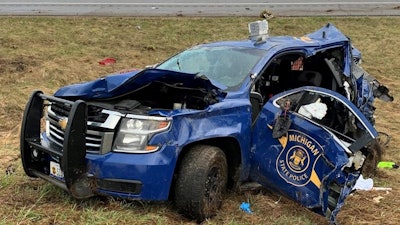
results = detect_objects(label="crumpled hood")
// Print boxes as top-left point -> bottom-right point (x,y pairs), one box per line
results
54,68 -> 226,100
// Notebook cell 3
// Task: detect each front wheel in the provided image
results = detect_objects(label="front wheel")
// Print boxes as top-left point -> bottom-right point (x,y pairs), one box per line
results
174,145 -> 228,221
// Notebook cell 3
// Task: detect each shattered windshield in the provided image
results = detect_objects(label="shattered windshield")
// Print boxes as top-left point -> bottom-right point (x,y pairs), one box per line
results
157,46 -> 266,89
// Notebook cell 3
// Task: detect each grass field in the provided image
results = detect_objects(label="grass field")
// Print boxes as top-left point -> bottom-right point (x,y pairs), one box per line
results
0,16 -> 399,225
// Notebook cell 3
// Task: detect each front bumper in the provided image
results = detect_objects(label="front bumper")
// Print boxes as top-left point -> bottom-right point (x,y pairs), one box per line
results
85,145 -> 176,200
20,91 -> 176,200
21,91 -> 91,198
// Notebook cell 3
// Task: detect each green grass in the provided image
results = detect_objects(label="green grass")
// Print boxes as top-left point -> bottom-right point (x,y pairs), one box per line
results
1,16 -> 400,225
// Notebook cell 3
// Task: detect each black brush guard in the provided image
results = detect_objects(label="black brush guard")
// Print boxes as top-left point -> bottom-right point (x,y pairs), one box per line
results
20,91 -> 94,198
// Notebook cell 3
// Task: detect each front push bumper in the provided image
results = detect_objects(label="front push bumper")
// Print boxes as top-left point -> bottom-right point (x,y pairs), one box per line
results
20,91 -> 92,198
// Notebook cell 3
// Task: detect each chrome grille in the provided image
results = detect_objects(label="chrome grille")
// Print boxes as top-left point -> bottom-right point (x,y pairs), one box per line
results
47,103 -> 115,154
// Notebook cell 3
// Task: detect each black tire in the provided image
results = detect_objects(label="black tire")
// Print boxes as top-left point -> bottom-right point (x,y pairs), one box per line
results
174,145 -> 228,222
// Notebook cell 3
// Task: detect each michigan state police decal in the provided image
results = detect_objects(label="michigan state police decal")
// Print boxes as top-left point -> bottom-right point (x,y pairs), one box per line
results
276,130 -> 322,187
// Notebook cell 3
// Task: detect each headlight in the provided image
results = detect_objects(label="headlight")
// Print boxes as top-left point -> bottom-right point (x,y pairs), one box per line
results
113,117 -> 170,153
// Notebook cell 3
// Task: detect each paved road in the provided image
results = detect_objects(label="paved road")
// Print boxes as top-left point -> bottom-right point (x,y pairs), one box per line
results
0,1 -> 399,16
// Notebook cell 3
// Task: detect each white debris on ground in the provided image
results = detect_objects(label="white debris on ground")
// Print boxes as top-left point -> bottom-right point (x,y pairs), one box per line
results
352,174 -> 392,192
353,174 -> 374,191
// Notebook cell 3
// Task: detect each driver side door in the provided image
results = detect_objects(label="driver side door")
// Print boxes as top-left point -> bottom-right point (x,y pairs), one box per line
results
249,86 -> 378,222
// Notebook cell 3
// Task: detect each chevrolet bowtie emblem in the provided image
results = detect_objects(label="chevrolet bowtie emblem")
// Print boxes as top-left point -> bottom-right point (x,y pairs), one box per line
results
58,118 -> 68,130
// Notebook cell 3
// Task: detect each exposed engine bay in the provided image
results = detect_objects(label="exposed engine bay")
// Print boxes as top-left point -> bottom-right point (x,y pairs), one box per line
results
85,80 -> 221,115
55,69 -> 226,115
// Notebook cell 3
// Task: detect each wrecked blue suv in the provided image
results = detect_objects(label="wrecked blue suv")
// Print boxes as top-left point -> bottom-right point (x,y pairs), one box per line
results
21,22 -> 392,224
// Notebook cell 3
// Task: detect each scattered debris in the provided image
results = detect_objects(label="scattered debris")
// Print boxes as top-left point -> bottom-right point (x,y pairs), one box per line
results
240,202 -> 253,214
377,161 -> 399,169
353,175 -> 393,192
372,187 -> 392,191
353,174 -> 373,191
274,196 -> 282,205
260,9 -> 274,20
98,57 -> 116,66
373,196 -> 384,204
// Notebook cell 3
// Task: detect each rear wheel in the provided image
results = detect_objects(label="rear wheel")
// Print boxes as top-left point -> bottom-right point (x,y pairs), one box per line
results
174,145 -> 228,221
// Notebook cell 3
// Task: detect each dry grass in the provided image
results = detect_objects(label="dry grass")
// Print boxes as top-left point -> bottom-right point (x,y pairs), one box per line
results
0,16 -> 399,225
